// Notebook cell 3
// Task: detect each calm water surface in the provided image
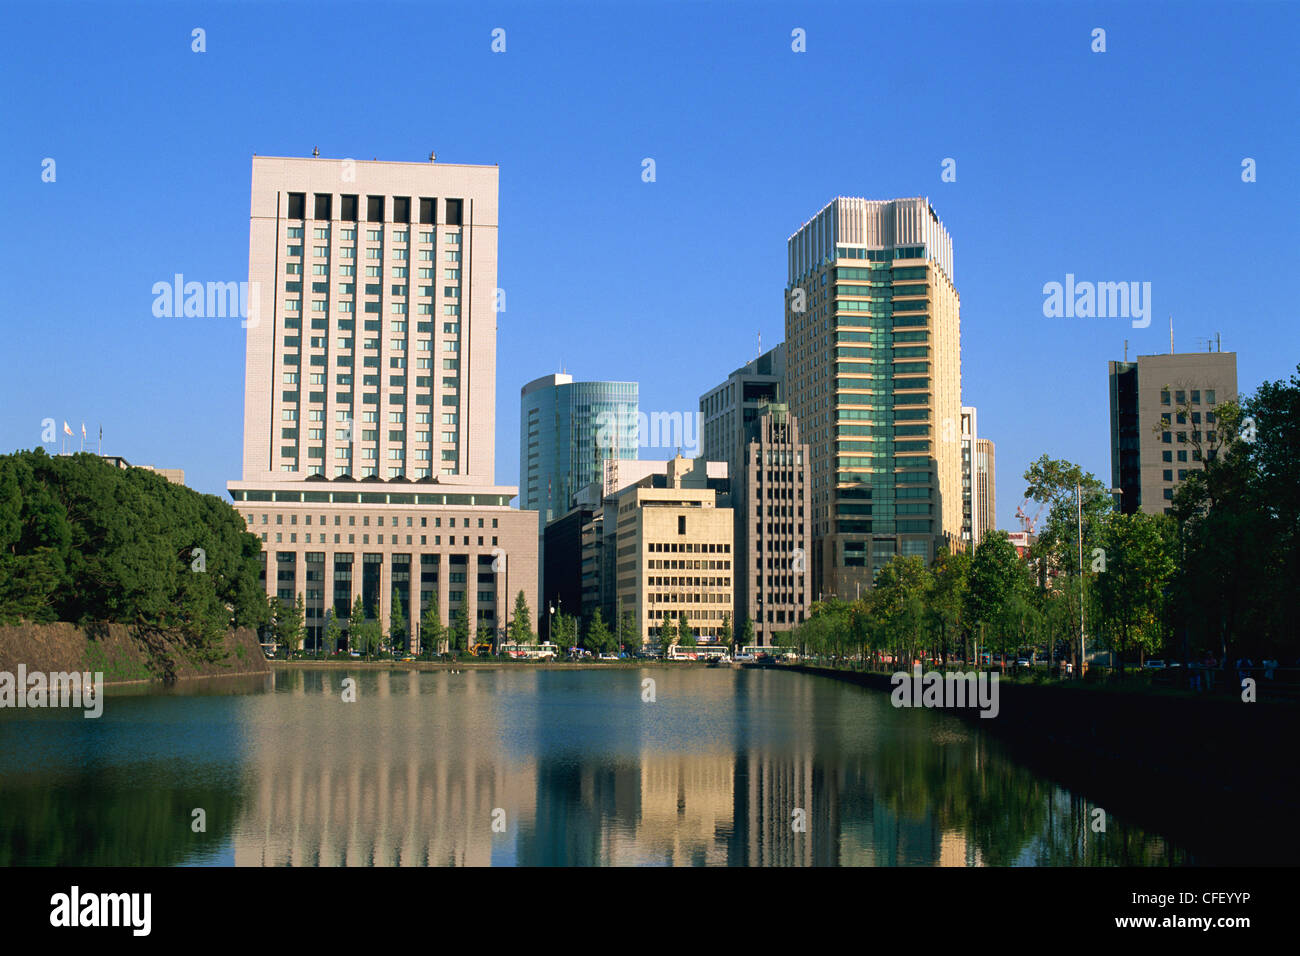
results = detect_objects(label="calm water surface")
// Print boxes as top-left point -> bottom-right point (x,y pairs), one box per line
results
0,667 -> 1193,866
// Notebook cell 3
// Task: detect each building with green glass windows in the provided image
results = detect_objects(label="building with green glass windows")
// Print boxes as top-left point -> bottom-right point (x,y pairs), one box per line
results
784,197 -> 962,598
520,374 -> 639,602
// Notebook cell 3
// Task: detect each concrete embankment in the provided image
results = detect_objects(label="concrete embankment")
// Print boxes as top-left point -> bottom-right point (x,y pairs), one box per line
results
787,663 -> 1300,865
273,658 -> 702,672
0,622 -> 269,686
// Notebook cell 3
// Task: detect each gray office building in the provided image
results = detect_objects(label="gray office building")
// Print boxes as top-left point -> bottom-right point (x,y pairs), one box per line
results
1108,350 -> 1238,516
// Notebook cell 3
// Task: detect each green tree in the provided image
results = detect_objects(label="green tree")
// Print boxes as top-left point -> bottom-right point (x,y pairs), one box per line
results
1023,456 -> 1112,670
718,612 -> 732,651
739,617 -> 755,652
1093,511 -> 1177,672
324,608 -> 342,657
618,609 -> 639,655
347,595 -> 366,655
508,590 -> 534,645
389,599 -> 407,656
928,547 -> 971,664
657,615 -> 677,656
586,608 -> 615,654
551,611 -> 579,651
0,450 -> 265,652
283,593 -> 306,656
873,557 -> 930,666
1171,374 -> 1300,663
677,610 -> 696,647
451,603 -> 470,655
355,603 -> 383,660
964,532 -> 1022,667
420,597 -> 444,658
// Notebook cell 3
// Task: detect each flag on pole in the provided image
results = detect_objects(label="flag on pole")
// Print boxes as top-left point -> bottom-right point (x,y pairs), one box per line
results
63,421 -> 72,437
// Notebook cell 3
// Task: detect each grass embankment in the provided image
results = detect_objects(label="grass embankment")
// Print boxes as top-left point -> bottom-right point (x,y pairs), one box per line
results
0,622 -> 269,686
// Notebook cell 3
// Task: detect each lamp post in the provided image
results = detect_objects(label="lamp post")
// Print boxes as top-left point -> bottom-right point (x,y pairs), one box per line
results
1076,482 -> 1085,679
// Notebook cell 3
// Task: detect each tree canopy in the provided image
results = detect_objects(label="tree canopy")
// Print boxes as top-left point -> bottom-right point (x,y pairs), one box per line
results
0,449 -> 266,651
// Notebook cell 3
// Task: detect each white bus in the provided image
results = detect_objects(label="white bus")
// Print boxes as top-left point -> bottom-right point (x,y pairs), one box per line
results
668,644 -> 730,661
501,642 -> 558,660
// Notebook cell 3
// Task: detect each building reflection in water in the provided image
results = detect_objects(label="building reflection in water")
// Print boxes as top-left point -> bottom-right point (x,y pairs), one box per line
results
231,668 -> 1187,866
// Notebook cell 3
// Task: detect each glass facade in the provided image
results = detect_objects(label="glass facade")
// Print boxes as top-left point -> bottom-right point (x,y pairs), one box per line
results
521,378 -> 639,531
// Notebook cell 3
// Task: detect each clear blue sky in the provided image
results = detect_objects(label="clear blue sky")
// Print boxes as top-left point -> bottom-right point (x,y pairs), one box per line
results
2,1 -> 1296,532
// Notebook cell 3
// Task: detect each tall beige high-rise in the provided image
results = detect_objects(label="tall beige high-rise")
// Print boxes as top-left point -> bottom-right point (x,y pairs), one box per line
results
784,197 -> 961,597
975,438 -> 995,540
227,155 -> 536,652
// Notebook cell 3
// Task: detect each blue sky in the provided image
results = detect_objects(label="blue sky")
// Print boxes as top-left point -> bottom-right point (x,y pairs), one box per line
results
2,1 -> 1296,531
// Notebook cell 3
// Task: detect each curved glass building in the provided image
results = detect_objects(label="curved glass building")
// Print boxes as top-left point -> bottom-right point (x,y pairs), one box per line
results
520,374 -> 639,532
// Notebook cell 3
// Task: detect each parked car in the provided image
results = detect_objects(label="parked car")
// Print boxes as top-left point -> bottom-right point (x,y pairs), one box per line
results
598,653 -> 619,661
1143,659 -> 1166,669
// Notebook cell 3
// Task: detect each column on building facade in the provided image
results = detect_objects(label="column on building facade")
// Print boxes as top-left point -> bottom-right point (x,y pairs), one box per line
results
437,549 -> 451,654
495,551 -> 507,645
321,548 -> 334,651
410,553 -> 424,655
466,546 -> 479,648
379,553 -> 393,651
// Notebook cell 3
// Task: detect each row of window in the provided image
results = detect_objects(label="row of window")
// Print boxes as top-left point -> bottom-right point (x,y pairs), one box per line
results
260,532 -> 498,547
287,244 -> 462,263
1160,389 -> 1217,405
648,576 -> 732,588
1160,411 -> 1216,425
835,245 -> 926,261
284,193 -> 463,226
286,226 -> 461,244
285,282 -> 460,298
251,512 -> 497,529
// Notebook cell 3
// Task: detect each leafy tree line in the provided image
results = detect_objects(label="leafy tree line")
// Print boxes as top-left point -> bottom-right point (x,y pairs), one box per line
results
0,449 -> 266,651
775,365 -> 1300,672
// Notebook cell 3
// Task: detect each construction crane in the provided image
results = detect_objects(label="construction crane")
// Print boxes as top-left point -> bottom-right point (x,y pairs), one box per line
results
1015,499 -> 1045,535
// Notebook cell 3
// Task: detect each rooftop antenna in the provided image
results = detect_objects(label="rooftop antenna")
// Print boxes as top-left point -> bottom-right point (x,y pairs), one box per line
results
1123,339 -> 1128,362
1169,315 -> 1174,355
758,330 -> 762,358
1216,332 -> 1221,352
312,146 -> 319,157
429,150 -> 437,163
